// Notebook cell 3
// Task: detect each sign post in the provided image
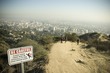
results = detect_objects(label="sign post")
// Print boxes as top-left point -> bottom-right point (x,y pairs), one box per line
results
7,46 -> 33,73
21,62 -> 24,73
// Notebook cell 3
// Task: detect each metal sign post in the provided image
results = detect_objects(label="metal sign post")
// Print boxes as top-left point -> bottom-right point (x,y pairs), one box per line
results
21,62 -> 24,73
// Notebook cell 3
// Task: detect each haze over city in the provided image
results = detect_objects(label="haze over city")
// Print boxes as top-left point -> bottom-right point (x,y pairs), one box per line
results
0,0 -> 110,24
0,0 -> 110,35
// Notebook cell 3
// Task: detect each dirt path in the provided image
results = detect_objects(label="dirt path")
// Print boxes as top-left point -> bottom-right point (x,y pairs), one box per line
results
45,41 -> 109,73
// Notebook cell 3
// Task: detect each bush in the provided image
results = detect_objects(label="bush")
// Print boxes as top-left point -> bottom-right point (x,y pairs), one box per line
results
96,41 -> 110,51
53,36 -> 61,42
86,39 -> 110,51
39,35 -> 53,45
17,38 -> 48,55
17,38 -> 48,73
65,33 -> 79,42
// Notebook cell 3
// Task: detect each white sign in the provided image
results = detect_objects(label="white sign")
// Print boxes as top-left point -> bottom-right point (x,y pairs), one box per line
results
7,46 -> 33,65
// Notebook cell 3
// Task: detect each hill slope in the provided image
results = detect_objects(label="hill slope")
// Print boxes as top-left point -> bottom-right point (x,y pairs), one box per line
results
45,41 -> 110,73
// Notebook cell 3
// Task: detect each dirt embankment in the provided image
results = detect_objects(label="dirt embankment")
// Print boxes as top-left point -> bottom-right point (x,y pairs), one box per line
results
45,41 -> 110,73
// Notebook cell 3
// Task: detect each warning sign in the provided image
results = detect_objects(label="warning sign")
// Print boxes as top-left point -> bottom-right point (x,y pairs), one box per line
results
7,46 -> 33,65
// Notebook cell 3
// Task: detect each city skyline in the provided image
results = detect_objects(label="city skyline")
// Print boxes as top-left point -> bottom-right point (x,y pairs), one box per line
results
0,0 -> 110,24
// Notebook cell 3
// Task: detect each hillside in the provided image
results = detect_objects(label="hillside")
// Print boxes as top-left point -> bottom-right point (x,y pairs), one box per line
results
0,24 -> 110,73
79,32 -> 109,42
45,41 -> 110,73
79,32 -> 110,51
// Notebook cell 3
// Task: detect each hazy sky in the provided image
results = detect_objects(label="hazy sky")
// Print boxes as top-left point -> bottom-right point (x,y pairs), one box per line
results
0,0 -> 110,24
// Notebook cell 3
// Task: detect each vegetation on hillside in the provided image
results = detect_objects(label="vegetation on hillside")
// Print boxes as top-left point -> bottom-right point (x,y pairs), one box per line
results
0,24 -> 110,73
80,32 -> 110,52
0,25 -> 53,73
65,33 -> 79,42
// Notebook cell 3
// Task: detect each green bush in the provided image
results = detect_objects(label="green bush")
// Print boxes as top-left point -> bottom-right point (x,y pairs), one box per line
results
65,33 -> 79,42
17,38 -> 49,73
17,38 -> 46,50
39,35 -> 53,45
53,36 -> 61,42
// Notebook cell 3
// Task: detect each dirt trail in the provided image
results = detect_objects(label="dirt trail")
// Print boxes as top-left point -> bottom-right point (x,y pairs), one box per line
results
45,41 -> 109,73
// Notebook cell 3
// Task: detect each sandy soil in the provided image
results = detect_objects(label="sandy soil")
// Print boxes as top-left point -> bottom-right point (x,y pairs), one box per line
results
45,41 -> 109,73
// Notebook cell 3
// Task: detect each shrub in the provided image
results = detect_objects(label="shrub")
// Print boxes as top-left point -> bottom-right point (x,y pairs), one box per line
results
65,33 -> 79,42
53,36 -> 61,42
87,39 -> 110,51
17,38 -> 48,73
39,35 -> 53,45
